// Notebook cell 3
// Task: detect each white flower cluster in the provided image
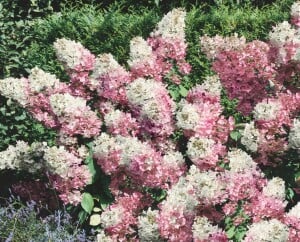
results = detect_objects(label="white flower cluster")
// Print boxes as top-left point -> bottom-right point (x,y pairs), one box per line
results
192,216 -> 222,241
100,206 -> 124,229
163,177 -> 198,212
126,78 -> 157,106
96,231 -> 113,242
241,121 -> 260,152
93,133 -> 154,168
269,21 -> 296,47
0,141 -> 46,173
43,146 -> 71,176
289,119 -> 300,149
0,77 -> 28,106
262,177 -> 286,201
287,202 -> 300,218
152,8 -> 186,40
198,75 -> 222,96
186,136 -> 214,160
104,109 -> 123,128
53,38 -> 84,70
243,219 -> 289,242
186,165 -> 226,203
0,141 -> 31,170
253,100 -> 281,121
227,149 -> 257,173
162,151 -> 185,168
128,37 -> 153,67
28,67 -> 60,93
49,93 -> 87,116
200,33 -> 246,60
137,208 -> 162,242
291,2 -> 300,19
90,53 -> 122,80
176,101 -> 200,130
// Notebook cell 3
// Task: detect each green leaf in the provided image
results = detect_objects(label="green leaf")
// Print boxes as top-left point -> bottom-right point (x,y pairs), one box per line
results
230,130 -> 241,141
81,192 -> 94,214
286,187 -> 295,200
226,226 -> 236,239
179,85 -> 188,97
78,210 -> 89,224
169,89 -> 179,100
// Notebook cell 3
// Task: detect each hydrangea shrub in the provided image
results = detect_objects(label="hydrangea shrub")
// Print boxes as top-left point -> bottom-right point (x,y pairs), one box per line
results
1,2 -> 300,241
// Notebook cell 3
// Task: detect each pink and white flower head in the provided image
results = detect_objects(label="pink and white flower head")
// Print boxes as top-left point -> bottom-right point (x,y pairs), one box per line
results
100,192 -> 147,241
44,146 -> 91,205
104,108 -> 139,136
53,38 -> 95,72
93,134 -> 183,188
192,216 -> 228,242
200,33 -> 246,60
49,93 -> 101,137
128,36 -> 165,81
243,219 -> 289,242
128,37 -> 154,68
291,1 -> 300,28
284,202 -> 300,242
186,165 -> 227,204
28,67 -> 61,93
212,40 -> 275,115
242,177 -> 287,222
197,75 -> 223,97
126,78 -> 176,137
137,208 -> 162,242
176,99 -> 222,138
157,177 -> 198,242
147,9 -> 191,79
269,21 -> 296,48
90,53 -> 131,104
151,8 -> 186,41
227,149 -> 257,173
262,177 -> 286,201
186,136 -> 225,170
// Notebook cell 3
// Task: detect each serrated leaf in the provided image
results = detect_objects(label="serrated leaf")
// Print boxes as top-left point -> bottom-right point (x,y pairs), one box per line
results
89,214 -> 101,226
81,192 -> 94,214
